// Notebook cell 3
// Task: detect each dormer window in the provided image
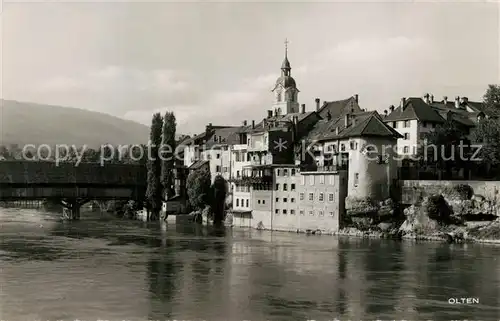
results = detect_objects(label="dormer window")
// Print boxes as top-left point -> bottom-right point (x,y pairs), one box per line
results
213,135 -> 217,142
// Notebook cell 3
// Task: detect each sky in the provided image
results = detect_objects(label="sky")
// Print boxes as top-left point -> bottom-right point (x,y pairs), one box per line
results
1,1 -> 499,135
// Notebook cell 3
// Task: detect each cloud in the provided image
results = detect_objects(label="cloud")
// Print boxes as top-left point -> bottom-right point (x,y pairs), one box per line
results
38,65 -> 191,97
125,36 -> 434,135
35,37 -> 437,135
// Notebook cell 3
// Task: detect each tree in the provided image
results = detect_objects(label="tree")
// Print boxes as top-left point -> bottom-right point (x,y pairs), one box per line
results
146,113 -> 164,220
82,148 -> 100,163
483,84 -> 500,117
470,118 -> 500,177
186,169 -> 211,211
420,120 -> 469,178
211,174 -> 227,227
0,145 -> 10,159
161,111 -> 177,199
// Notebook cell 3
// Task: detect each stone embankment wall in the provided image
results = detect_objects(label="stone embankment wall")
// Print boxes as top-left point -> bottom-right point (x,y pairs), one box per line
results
401,180 -> 500,205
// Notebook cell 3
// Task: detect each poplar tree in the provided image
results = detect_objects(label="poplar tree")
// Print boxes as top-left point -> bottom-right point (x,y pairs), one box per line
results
146,112 -> 163,220
161,111 -> 177,199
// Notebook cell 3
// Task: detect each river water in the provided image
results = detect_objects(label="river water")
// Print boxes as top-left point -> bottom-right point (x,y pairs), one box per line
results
0,208 -> 499,321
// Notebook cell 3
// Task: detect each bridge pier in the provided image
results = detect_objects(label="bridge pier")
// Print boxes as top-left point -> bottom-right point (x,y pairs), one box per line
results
60,199 -> 88,220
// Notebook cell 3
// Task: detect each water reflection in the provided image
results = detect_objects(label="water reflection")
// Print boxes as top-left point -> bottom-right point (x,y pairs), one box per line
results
1,208 -> 499,321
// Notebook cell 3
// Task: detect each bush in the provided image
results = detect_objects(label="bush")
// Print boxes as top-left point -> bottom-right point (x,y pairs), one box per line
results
453,184 -> 473,200
425,194 -> 452,222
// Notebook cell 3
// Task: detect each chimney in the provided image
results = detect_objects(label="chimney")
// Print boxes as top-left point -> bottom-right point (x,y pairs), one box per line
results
267,110 -> 273,118
443,96 -> 448,104
384,110 -> 388,116
354,94 -> 359,103
423,93 -> 430,104
461,96 -> 468,104
315,98 -> 320,111
344,114 -> 350,127
301,104 -> 306,114
274,109 -> 278,117
400,97 -> 406,113
242,120 -> 247,126
389,105 -> 395,112
430,94 -> 434,104
252,120 -> 255,129
335,127 -> 339,135
455,96 -> 460,108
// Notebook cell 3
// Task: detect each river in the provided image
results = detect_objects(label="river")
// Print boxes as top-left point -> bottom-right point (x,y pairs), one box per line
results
0,208 -> 499,320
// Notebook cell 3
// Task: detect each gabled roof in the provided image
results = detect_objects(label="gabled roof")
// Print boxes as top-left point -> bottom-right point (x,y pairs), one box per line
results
188,159 -> 209,170
317,96 -> 361,120
384,97 -> 445,123
204,126 -> 241,148
303,111 -> 402,143
241,111 -> 316,134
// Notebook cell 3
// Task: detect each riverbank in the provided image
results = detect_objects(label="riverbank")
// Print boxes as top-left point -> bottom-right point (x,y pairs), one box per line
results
329,223 -> 500,245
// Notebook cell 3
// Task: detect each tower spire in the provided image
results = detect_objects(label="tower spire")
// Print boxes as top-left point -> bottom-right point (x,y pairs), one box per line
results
284,38 -> 289,58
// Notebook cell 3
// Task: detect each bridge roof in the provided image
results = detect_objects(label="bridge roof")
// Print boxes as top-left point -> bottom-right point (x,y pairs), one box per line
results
0,161 -> 147,185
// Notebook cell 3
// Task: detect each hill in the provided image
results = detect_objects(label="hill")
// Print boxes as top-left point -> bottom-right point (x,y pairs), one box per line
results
0,99 -> 152,148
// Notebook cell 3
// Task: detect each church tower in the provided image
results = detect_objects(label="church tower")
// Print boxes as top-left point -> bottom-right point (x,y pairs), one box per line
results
272,39 -> 300,114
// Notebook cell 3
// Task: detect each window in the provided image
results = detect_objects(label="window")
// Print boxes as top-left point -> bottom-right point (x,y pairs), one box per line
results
423,121 -> 428,128
283,209 -> 287,215
308,193 -> 314,200
275,183 -> 280,191
319,193 -> 324,201
216,153 -> 220,159
300,210 -> 305,215
237,170 -> 240,177
258,200 -> 261,204
319,175 -> 325,184
291,198 -> 295,203
328,193 -> 334,202
216,165 -> 221,172
404,133 -> 410,140
277,169 -> 281,176
213,135 -> 217,142
262,200 -> 266,204
404,120 -> 410,128
277,92 -> 281,102
354,173 -> 359,186
300,193 -> 305,200
301,176 -> 305,185
319,211 -> 324,216
290,184 -> 296,191
276,198 -> 279,202
350,141 -> 357,150
283,198 -> 288,203
283,184 -> 288,191
275,209 -> 279,214
309,176 -> 314,185
340,144 -> 345,151
392,121 -> 397,128
329,176 -> 334,184
246,199 -> 249,207
329,212 -> 334,217
291,169 -> 296,175
284,169 -> 288,176
403,146 -> 409,154
236,199 -> 240,207
309,210 -> 314,216
290,209 -> 295,215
